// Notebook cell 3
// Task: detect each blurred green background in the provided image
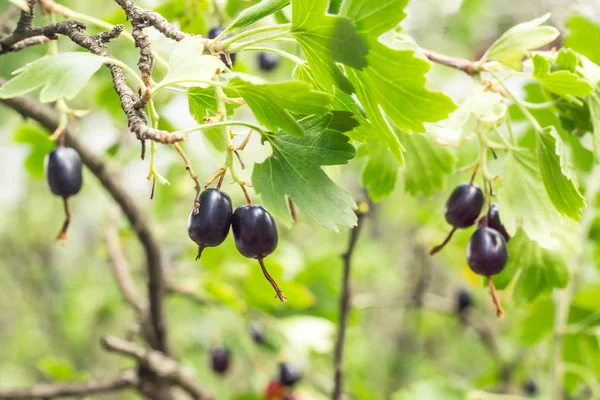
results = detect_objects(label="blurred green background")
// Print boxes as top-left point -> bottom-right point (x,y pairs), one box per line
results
1,0 -> 599,399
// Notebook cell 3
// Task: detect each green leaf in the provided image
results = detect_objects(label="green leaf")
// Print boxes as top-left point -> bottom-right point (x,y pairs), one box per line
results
228,76 -> 331,136
360,141 -> 399,201
159,37 -> 225,89
398,130 -> 456,197
556,48 -> 578,73
13,121 -> 56,178
482,13 -> 560,70
498,150 -> 578,249
532,54 -> 593,102
291,0 -> 367,93
492,230 -> 569,304
225,0 -> 289,33
252,114 -> 357,230
341,0 -> 456,161
0,52 -> 107,102
187,87 -> 240,122
588,88 -> 600,162
536,127 -> 585,220
565,15 -> 600,66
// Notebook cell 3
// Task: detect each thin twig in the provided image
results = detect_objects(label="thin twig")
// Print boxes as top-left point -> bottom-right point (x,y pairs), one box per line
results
173,143 -> 202,212
0,369 -> 138,399
101,336 -> 214,400
419,48 -> 481,75
332,203 -> 368,400
105,208 -> 144,313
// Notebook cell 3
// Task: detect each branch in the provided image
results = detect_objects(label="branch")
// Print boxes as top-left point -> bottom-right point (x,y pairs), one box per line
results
332,203 -> 368,400
0,87 -> 170,355
0,16 -> 185,146
113,0 -> 187,41
419,48 -> 481,75
106,207 -> 144,313
101,336 -> 214,400
0,369 -> 138,399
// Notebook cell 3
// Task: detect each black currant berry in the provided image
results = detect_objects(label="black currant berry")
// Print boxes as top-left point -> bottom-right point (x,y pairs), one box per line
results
232,205 -> 278,259
467,227 -> 508,318
46,147 -> 83,198
207,26 -> 236,68
210,345 -> 231,375
445,183 -> 484,228
232,204 -> 286,302
187,188 -> 232,259
45,146 -> 83,243
482,203 -> 510,242
523,379 -> 538,397
456,289 -> 472,314
430,183 -> 484,255
279,362 -> 302,387
466,227 -> 508,276
258,52 -> 279,71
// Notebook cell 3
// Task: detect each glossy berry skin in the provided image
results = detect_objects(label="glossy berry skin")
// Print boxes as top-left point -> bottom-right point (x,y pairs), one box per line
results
207,26 -> 236,68
46,147 -> 83,198
485,203 -> 510,242
466,227 -> 508,276
456,289 -> 472,314
259,52 -> 279,71
231,205 -> 278,259
210,345 -> 230,375
279,363 -> 302,387
523,379 -> 538,396
444,183 -> 484,228
265,379 -> 285,399
187,189 -> 233,252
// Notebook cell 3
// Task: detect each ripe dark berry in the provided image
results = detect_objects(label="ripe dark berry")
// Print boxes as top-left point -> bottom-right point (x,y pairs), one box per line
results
210,345 -> 230,375
466,227 -> 508,276
467,227 -> 508,318
232,205 -> 278,259
456,289 -> 472,314
207,26 -> 236,68
232,204 -> 286,302
482,203 -> 510,242
45,146 -> 83,243
279,362 -> 302,387
430,183 -> 484,255
258,52 -> 280,71
523,379 -> 538,396
445,183 -> 484,228
46,147 -> 83,198
187,188 -> 232,259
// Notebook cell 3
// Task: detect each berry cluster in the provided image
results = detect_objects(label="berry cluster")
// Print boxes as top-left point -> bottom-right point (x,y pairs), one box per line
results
208,26 -> 280,72
45,145 -> 83,243
187,188 -> 286,302
431,183 -> 510,318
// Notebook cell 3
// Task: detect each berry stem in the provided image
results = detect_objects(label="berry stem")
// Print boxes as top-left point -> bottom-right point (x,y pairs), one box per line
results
487,276 -> 505,319
56,197 -> 71,244
257,258 -> 287,303
429,227 -> 457,256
